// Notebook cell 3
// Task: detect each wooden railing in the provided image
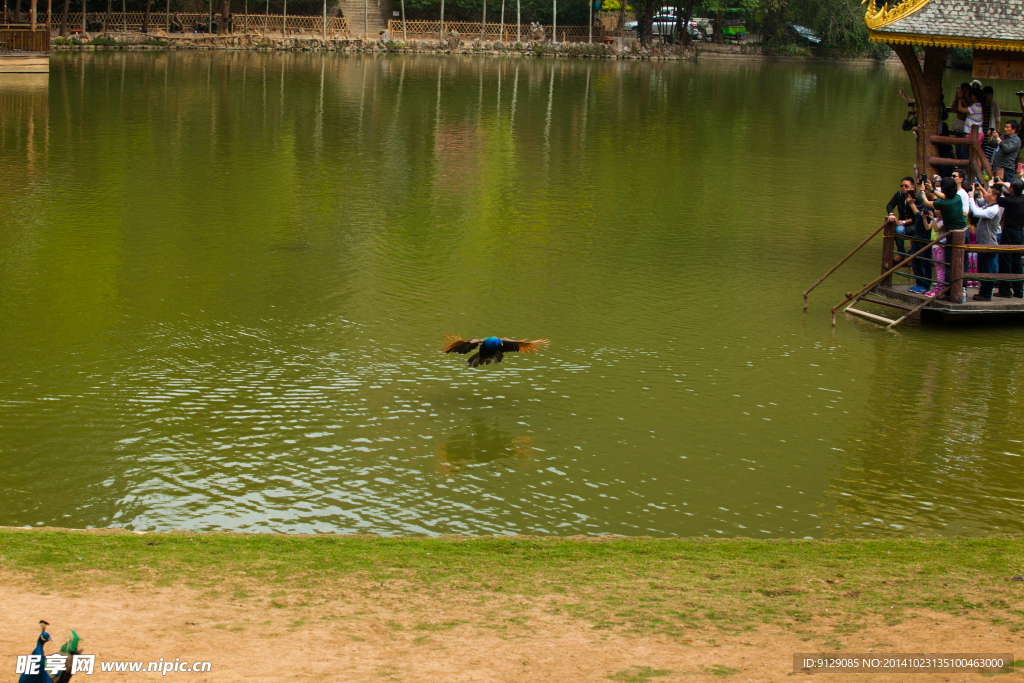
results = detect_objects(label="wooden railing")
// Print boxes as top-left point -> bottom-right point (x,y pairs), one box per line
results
59,11 -> 348,35
0,26 -> 49,52
387,19 -> 605,41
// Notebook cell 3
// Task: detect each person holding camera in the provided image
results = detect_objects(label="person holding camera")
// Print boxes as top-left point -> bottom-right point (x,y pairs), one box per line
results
994,177 -> 1024,298
967,182 -> 1005,301
906,193 -> 934,294
990,121 -> 1021,183
919,176 -> 967,295
886,176 -> 917,259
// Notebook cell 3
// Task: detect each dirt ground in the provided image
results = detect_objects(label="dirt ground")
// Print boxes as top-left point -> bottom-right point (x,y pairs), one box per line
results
2,575 -> 1021,683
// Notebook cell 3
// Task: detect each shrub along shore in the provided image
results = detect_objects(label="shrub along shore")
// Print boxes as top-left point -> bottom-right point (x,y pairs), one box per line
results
3,528 -> 1024,638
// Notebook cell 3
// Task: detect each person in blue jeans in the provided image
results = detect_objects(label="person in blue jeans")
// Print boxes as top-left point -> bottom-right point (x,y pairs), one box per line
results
907,198 -> 934,293
968,183 -> 1004,301
886,176 -> 917,259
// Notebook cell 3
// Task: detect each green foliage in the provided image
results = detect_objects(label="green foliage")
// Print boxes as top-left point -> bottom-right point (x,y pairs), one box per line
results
788,0 -> 870,56
948,46 -> 973,67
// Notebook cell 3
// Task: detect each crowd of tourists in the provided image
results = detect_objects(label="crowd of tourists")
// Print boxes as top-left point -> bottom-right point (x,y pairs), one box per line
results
887,154 -> 1024,301
888,80 -> 1024,302
902,81 -> 1023,180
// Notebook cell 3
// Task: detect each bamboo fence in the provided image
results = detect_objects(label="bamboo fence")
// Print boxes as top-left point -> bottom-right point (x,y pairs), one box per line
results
61,11 -> 348,35
386,19 -> 604,41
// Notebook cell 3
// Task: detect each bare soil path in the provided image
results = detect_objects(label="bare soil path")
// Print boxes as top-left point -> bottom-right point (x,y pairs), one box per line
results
3,577 -> 1020,682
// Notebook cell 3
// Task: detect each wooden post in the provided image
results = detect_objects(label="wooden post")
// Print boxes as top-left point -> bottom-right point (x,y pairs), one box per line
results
881,219 -> 895,286
400,0 -> 405,40
587,0 -> 591,43
515,0 -> 519,43
551,0 -> 555,42
480,0 -> 484,39
439,0 -> 443,41
283,0 -> 287,36
165,0 -> 168,31
949,229 -> 965,303
81,0 -> 84,32
322,0 -> 325,37
499,0 -> 503,43
891,43 -> 945,176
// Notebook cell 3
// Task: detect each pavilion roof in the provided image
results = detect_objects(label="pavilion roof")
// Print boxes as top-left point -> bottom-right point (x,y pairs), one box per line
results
865,0 -> 1024,51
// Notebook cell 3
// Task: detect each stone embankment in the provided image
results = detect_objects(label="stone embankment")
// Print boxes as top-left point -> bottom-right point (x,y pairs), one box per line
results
51,29 -> 754,59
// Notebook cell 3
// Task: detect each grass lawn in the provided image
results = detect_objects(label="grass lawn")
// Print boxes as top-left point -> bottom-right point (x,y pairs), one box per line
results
3,529 -> 1024,642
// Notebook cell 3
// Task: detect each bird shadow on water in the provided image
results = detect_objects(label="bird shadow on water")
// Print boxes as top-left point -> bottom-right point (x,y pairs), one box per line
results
433,416 -> 534,475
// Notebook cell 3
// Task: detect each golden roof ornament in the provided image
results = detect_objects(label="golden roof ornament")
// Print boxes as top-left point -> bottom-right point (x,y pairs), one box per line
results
863,0 -> 933,30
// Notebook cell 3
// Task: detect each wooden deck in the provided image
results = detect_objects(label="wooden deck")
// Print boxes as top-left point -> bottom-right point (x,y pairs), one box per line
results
873,282 -> 1024,320
0,52 -> 48,72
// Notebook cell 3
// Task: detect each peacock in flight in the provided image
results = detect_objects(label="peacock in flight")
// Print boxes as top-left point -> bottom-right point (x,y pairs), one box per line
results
440,335 -> 550,368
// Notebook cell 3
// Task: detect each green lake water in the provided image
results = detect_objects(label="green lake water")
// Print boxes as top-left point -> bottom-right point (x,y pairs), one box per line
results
2,52 -> 1023,538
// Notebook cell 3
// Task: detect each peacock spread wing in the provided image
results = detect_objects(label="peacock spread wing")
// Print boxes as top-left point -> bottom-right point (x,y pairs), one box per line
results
499,338 -> 550,353
440,334 -> 485,355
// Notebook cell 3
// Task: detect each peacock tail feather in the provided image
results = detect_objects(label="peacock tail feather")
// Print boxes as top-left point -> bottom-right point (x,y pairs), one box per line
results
60,630 -> 80,655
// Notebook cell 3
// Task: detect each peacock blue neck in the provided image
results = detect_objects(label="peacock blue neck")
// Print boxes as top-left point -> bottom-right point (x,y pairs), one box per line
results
482,337 -> 501,350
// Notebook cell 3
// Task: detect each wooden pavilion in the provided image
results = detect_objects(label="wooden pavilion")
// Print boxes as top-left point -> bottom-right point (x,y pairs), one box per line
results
864,0 -> 1024,177
0,3 -> 50,73
804,0 -> 1024,325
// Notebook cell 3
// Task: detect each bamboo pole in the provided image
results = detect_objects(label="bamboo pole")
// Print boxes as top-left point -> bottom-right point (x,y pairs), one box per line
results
587,0 -> 591,43
480,0 -> 484,39
282,0 -> 286,36
439,0 -> 443,41
803,218 -> 891,310
321,0 -> 325,37
80,0 -> 83,32
400,0 -> 405,40
515,0 -> 519,43
165,0 -> 168,31
499,0 -> 503,42
551,0 -> 555,43
243,0 -> 246,33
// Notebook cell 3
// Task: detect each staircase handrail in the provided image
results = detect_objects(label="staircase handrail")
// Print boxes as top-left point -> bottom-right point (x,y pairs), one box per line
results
830,231 -> 949,326
803,217 -> 893,311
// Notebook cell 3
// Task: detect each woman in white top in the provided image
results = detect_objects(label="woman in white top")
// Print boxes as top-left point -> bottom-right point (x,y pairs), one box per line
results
964,86 -> 985,144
